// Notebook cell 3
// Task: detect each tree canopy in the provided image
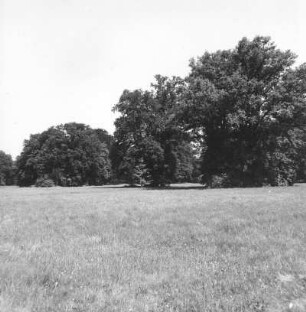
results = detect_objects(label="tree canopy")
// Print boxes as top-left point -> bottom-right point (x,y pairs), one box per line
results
16,123 -> 111,186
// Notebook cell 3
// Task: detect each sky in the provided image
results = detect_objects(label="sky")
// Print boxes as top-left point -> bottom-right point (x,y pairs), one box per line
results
1,0 -> 306,159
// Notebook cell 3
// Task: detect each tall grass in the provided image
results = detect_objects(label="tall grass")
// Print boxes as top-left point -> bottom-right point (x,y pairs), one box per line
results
0,184 -> 306,311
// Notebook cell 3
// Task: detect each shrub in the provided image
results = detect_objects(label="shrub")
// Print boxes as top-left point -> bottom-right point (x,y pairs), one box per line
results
210,173 -> 231,188
35,177 -> 55,187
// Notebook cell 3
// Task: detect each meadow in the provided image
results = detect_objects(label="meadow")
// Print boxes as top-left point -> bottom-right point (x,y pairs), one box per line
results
0,184 -> 306,312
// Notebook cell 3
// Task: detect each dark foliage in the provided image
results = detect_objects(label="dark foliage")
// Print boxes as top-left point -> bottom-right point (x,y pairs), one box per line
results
296,131 -> 306,182
0,151 -> 15,185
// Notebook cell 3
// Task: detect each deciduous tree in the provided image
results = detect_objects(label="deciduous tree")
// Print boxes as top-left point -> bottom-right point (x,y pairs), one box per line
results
16,123 -> 111,186
183,36 -> 306,186
113,76 -> 194,186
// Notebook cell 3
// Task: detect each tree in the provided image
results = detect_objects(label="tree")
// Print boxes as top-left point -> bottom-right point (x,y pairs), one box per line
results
16,123 -> 111,186
0,151 -> 14,185
112,75 -> 195,186
183,36 -> 306,186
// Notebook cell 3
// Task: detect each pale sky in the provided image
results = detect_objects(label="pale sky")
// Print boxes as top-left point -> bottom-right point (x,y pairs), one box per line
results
1,0 -> 305,159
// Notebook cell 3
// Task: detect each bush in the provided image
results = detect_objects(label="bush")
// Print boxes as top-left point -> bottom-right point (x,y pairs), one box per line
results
210,173 -> 231,188
35,177 -> 55,187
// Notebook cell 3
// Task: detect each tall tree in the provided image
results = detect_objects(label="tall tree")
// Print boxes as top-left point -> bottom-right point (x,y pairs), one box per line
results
16,123 -> 111,186
113,75 -> 194,186
183,36 -> 306,186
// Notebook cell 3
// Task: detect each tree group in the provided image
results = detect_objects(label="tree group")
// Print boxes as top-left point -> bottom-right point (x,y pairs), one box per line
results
112,36 -> 306,187
2,36 -> 305,187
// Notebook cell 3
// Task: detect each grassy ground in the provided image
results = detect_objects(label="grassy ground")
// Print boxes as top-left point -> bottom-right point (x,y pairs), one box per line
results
0,184 -> 306,312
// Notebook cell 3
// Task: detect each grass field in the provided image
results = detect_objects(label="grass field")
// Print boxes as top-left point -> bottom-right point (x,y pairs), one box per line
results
1,184 -> 306,312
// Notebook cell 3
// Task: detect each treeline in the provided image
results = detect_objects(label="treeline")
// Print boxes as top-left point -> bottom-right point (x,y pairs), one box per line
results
1,36 -> 306,187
